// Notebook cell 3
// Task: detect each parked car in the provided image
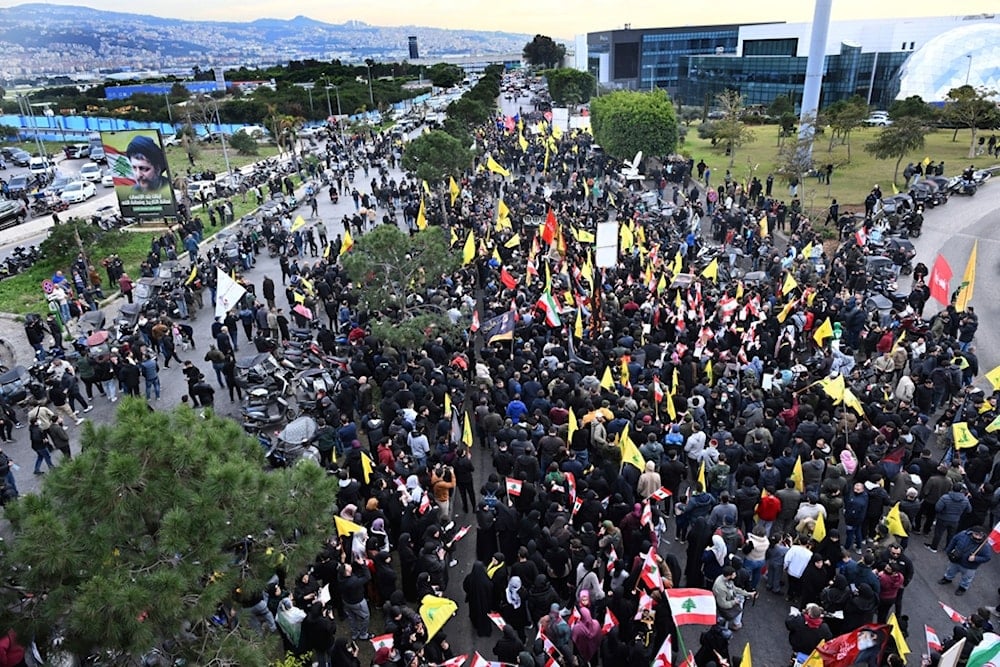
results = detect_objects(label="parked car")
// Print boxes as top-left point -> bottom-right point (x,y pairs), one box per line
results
79,162 -> 103,182
28,157 -> 53,178
198,131 -> 232,143
865,114 -> 892,126
5,149 -> 31,167
236,125 -> 268,139
60,181 -> 97,204
161,134 -> 181,147
44,175 -> 77,197
63,143 -> 91,159
101,170 -> 115,188
5,174 -> 34,196
0,200 -> 27,229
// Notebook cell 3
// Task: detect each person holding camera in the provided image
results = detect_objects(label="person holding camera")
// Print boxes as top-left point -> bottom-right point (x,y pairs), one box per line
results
712,565 -> 757,631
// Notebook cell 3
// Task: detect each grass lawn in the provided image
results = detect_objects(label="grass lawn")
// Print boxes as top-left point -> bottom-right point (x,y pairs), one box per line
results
165,144 -> 282,177
680,123 -> 999,214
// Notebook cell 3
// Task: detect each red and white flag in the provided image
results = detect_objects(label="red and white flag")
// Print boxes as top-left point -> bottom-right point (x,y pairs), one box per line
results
602,608 -> 619,634
939,601 -> 967,624
487,612 -> 507,630
564,471 -> 576,504
542,658 -> 556,667
988,520 -> 1000,552
653,378 -> 665,404
665,588 -> 717,626
855,228 -> 867,247
651,633 -> 672,667
470,310 -> 480,333
634,590 -> 655,619
682,651 -> 697,667
929,253 -> 953,306
567,607 -> 581,627
651,486 -> 673,501
419,493 -> 431,514
925,624 -> 942,653
470,652 -> 503,667
505,477 -> 523,497
370,634 -> 394,651
571,497 -> 583,517
606,545 -> 618,573
640,548 -> 663,590
452,525 -> 471,543
641,500 -> 653,527
434,656 -> 468,667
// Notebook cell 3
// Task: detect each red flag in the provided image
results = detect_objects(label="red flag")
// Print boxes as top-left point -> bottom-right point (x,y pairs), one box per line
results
470,310 -> 480,332
925,624 -> 942,653
988,519 -> 1000,552
541,209 -> 557,245
602,608 -> 619,634
500,266 -> 517,290
928,253 -> 953,305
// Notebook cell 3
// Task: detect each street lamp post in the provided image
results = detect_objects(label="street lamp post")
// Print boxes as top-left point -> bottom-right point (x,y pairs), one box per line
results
208,97 -> 232,177
323,82 -> 333,118
365,63 -> 375,107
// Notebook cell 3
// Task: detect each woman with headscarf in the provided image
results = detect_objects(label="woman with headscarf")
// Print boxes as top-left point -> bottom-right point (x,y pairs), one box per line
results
526,573 -> 559,624
476,500 -> 500,564
463,561 -> 495,638
843,582 -> 878,631
575,554 -> 606,603
493,625 -> 524,663
685,516 -> 713,588
329,637 -> 361,667
700,535 -> 728,585
571,606 -> 603,666
367,517 -> 390,554
500,575 -> 531,639
397,532 -> 418,601
372,551 -> 397,606
350,527 -> 368,563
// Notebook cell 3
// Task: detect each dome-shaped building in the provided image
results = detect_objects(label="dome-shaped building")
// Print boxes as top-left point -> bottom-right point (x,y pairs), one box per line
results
897,23 -> 1000,102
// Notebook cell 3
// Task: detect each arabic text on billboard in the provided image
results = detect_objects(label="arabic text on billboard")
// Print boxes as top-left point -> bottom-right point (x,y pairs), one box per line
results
101,130 -> 177,219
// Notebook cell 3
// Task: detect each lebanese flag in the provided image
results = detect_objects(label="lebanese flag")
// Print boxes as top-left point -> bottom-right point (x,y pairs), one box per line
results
487,612 -> 507,630
435,656 -> 468,667
606,545 -> 618,573
651,634 -> 673,667
571,496 -> 583,517
855,228 -> 867,247
542,208 -> 557,245
500,267 -> 518,290
470,310 -> 480,333
651,486 -> 673,501
929,253 -> 953,305
567,607 -> 581,627
925,625 -> 942,653
602,608 -> 619,634
505,477 -> 522,497
640,548 -> 663,590
718,294 -> 738,318
470,653 -> 503,667
653,378 -> 665,404
634,590 -> 655,619
564,471 -> 576,504
370,634 -> 394,651
665,588 -> 717,626
419,492 -> 431,514
988,519 -> 1000,552
939,601 -> 967,623
641,500 -> 653,527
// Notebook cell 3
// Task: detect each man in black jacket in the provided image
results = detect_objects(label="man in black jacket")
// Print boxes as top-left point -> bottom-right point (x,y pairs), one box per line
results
339,561 -> 372,640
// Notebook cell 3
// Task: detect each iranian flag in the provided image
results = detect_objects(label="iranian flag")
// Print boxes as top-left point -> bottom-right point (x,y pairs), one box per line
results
967,632 -> 1000,667
505,477 -> 523,497
665,588 -> 717,626
536,291 -> 562,327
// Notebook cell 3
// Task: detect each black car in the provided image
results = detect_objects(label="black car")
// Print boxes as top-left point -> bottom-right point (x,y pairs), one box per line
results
0,200 -> 27,230
6,149 -> 30,167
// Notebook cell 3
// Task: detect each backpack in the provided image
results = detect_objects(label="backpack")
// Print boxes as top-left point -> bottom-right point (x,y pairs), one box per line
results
719,524 -> 742,553
483,487 -> 498,508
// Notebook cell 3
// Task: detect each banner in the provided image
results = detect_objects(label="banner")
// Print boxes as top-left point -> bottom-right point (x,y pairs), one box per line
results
102,129 -> 178,219
928,253 -> 953,306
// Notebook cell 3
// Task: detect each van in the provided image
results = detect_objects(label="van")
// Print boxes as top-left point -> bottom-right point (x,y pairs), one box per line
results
28,157 -> 53,177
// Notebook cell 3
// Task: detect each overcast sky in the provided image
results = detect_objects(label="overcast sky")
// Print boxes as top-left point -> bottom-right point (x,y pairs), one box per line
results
21,0 -> 1000,37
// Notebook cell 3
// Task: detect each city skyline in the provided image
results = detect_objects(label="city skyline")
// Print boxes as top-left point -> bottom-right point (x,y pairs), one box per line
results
6,0 -> 999,38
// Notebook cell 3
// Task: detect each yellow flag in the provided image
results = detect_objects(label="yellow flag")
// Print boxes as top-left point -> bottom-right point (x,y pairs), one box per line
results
801,644 -> 826,667
518,132 -> 528,151
574,228 -> 596,243
620,223 -> 634,252
574,308 -> 584,339
892,182 -> 899,195
953,422 -> 979,449
291,215 -> 306,232
776,300 -> 795,323
955,240 -> 978,312
444,393 -> 452,418
886,503 -> 908,537
462,230 -> 476,265
463,412 -> 473,447
581,257 -> 594,291
450,228 -> 459,247
486,155 -> 510,177
416,198 -> 427,230
742,642 -> 752,667
619,424 -> 646,471
820,374 -> 845,402
812,510 -> 826,542
759,216 -> 769,238
888,613 -> 910,658
735,280 -> 744,299
185,264 -> 198,285
498,198 -> 510,220
449,176 -> 460,205
419,594 -> 458,642
422,180 -> 431,196
544,262 -> 552,293
697,460 -> 706,491
666,392 -> 676,420
791,456 -> 804,492
987,414 -> 1000,433
672,251 -> 683,276
504,233 -> 521,249
801,241 -> 814,260
705,360 -> 714,385
701,258 -> 718,281
620,356 -> 630,388
985,365 -> 1000,390
656,273 -> 667,295
361,451 -> 374,484
600,365 -> 615,390
813,317 -> 833,346
568,409 -> 578,443
334,515 -> 363,537
843,388 -> 865,416
340,228 -> 354,256
782,272 -> 798,295
552,124 -> 563,140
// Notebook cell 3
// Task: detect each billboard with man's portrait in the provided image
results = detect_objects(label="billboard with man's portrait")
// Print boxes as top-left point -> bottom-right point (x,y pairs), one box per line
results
101,130 -> 177,220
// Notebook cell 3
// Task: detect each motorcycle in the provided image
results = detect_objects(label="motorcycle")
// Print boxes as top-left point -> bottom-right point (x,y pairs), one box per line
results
241,389 -> 296,432
948,177 -> 977,196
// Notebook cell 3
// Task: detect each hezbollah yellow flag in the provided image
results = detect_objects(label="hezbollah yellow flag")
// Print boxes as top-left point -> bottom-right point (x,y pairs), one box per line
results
888,613 -> 910,658
801,643 -> 826,667
619,424 -> 646,471
777,300 -> 795,323
416,198 -> 428,230
705,360 -> 714,385
574,308 -> 584,339
486,155 -> 510,177
791,456 -> 804,492
886,503 -> 908,537
600,365 -> 615,390
697,460 -> 706,491
701,258 -> 718,282
843,388 -> 865,416
419,594 -> 458,642
462,230 -> 476,265
735,280 -> 744,299
782,272 -> 798,295
820,374 -> 845,402
620,223 -> 634,252
672,251 -> 683,277
987,413 -> 1000,433
361,451 -> 374,484
184,264 -> 198,285
422,180 -> 432,196
955,240 -> 978,312
813,317 -> 834,346
581,257 -> 594,291
340,228 -> 354,256
568,409 -> 578,443
504,233 -> 521,249
449,228 -> 459,247
620,356 -> 630,388
518,132 -> 528,151
463,412 -> 473,447
498,198 -> 510,220
801,241 -> 814,260
666,392 -> 676,421
812,510 -> 827,543
449,176 -> 460,205
742,642 -> 752,667
759,216 -> 769,238
953,422 -> 979,449
985,365 -> 1000,390
291,215 -> 306,232
334,515 -> 363,537
444,393 -> 453,418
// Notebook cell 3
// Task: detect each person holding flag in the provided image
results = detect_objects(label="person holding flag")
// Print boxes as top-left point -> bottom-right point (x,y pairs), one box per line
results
938,525 -> 992,595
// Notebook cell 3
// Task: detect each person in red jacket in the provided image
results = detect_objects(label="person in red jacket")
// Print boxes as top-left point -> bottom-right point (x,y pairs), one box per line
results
0,629 -> 26,667
756,489 -> 782,535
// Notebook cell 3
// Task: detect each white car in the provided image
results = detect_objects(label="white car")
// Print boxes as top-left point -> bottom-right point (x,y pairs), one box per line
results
101,170 -> 115,188
28,157 -> 53,177
60,180 -> 97,203
161,134 -> 181,147
79,162 -> 102,182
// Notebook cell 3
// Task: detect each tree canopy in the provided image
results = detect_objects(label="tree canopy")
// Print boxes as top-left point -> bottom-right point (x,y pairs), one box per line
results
341,225 -> 462,348
402,129 -> 475,183
426,63 -> 464,89
590,89 -> 679,160
523,35 -> 566,69
888,95 -> 934,121
2,401 -> 338,666
822,95 -> 868,160
864,117 -> 928,185
712,90 -> 756,167
542,69 -> 595,108
943,85 -> 1000,158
